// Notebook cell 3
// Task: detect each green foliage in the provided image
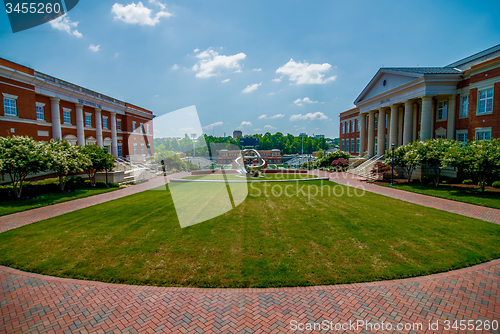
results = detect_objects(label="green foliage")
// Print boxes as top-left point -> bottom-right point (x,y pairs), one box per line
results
385,141 -> 423,182
316,149 -> 325,159
108,182 -> 120,188
95,181 -> 108,188
47,140 -> 91,191
419,139 -> 462,186
82,145 -> 115,186
316,151 -> 350,168
462,179 -> 473,185
154,150 -> 200,172
492,181 -> 500,188
0,136 -> 51,198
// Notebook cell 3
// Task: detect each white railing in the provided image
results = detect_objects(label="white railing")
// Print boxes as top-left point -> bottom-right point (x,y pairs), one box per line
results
347,154 -> 384,180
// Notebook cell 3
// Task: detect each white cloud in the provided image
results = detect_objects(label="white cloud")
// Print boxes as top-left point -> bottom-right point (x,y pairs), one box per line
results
114,53 -> 119,58
290,112 -> 329,121
192,48 -> 246,78
89,44 -> 100,52
254,128 -> 263,132
242,82 -> 261,93
272,78 -> 282,82
49,14 -> 82,38
221,78 -> 230,83
268,92 -> 275,96
202,121 -> 223,130
258,114 -> 267,120
276,59 -> 337,84
148,0 -> 166,10
270,114 -> 284,119
264,125 -> 277,130
293,97 -> 318,106
240,121 -> 252,127
253,68 -> 262,72
171,64 -> 179,70
193,48 -> 200,53
154,94 -> 159,97
111,1 -> 172,26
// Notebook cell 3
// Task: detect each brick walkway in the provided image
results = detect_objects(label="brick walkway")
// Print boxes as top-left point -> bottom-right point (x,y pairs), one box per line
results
1,171 -> 499,333
328,172 -> 500,224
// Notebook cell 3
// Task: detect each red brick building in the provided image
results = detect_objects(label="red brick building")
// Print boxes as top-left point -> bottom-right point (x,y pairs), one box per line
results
218,149 -> 282,165
339,44 -> 500,156
0,58 -> 154,159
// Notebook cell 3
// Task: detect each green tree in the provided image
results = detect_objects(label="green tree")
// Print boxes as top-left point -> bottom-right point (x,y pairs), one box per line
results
48,140 -> 91,191
443,138 -> 500,192
419,139 -> 462,187
385,141 -> 423,182
0,136 -> 50,198
82,145 -> 115,186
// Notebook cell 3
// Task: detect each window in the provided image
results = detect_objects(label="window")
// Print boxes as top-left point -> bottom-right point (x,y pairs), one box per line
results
146,124 -> 150,134
341,122 -> 344,134
141,143 -> 144,155
374,138 -> 378,155
3,97 -> 17,116
85,113 -> 92,127
346,139 -> 350,153
63,109 -> 71,124
117,119 -> 121,131
132,121 -> 136,131
346,121 -> 350,133
147,144 -> 150,156
475,128 -> 491,141
36,105 -> 44,120
456,130 -> 467,144
133,143 -> 137,155
357,120 -> 360,132
118,144 -> 122,157
374,115 -> 378,128
102,117 -> 108,129
356,138 -> 360,153
436,134 -> 446,139
341,139 -> 344,151
140,123 -> 144,133
351,138 -> 354,153
478,88 -> 493,114
437,101 -> 447,121
460,96 -> 469,118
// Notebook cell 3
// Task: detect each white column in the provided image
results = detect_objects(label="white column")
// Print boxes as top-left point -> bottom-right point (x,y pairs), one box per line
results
431,99 -> 435,137
398,107 -> 404,146
447,95 -> 456,139
412,103 -> 418,142
421,96 -> 433,140
75,103 -> 84,146
377,108 -> 386,155
389,105 -> 399,148
359,113 -> 366,155
110,112 -> 118,157
367,111 -> 375,157
403,101 -> 414,145
50,98 -> 62,140
95,108 -> 103,147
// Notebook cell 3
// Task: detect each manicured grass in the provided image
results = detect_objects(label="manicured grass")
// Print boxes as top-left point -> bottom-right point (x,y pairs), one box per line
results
378,182 -> 500,209
0,187 -> 118,217
0,179 -> 499,288
183,173 -> 318,181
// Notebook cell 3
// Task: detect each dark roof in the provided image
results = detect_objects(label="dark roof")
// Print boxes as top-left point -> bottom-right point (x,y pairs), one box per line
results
381,67 -> 462,74
445,44 -> 500,68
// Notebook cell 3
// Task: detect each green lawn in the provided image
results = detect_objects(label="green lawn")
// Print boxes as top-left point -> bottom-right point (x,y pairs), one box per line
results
0,179 -> 499,288
183,173 -> 318,181
378,182 -> 500,209
0,187 -> 118,217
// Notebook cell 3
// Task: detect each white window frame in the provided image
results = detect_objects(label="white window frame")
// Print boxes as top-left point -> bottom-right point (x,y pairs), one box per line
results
456,129 -> 468,144
477,88 -> 493,115
132,121 -> 136,132
475,127 -> 492,141
346,121 -> 350,133
118,144 -> 122,157
437,101 -> 447,121
63,108 -> 72,124
36,102 -> 45,121
133,143 -> 137,155
356,138 -> 360,153
140,123 -> 144,133
350,138 -> 354,153
459,95 -> 469,118
117,119 -> 121,131
146,124 -> 150,134
102,116 -> 108,129
85,113 -> 92,127
3,93 -> 18,116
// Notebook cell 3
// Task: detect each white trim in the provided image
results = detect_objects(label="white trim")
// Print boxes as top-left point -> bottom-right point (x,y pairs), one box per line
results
436,100 -> 448,121
459,94 -> 469,119
37,130 -> 49,137
476,87 -> 494,115
2,93 -> 18,99
62,107 -> 72,112
0,80 -> 35,92
36,102 -> 46,107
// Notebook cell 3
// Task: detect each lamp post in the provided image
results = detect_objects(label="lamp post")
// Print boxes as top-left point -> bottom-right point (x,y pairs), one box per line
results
104,146 -> 109,188
390,142 -> 395,186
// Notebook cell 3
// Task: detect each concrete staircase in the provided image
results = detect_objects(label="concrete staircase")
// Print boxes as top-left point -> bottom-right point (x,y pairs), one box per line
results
114,157 -> 161,184
347,154 -> 384,180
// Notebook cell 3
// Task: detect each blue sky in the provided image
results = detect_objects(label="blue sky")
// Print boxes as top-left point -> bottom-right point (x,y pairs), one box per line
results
1,0 -> 499,138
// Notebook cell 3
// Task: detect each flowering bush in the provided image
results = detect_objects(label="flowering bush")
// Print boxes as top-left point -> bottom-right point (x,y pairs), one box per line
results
47,139 -> 91,191
316,151 -> 350,168
331,158 -> 349,172
370,161 -> 398,179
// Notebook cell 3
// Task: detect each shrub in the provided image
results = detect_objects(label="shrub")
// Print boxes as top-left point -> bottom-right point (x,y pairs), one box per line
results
95,181 -> 108,188
370,161 -> 397,179
84,180 -> 93,188
66,176 -> 86,190
108,182 -> 120,188
478,181 -> 487,188
331,158 -> 349,171
462,179 -> 473,185
492,181 -> 500,188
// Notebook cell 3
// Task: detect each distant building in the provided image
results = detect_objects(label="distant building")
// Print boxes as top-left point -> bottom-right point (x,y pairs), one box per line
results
240,137 -> 259,147
233,130 -> 242,139
218,149 -> 282,165
314,134 -> 325,139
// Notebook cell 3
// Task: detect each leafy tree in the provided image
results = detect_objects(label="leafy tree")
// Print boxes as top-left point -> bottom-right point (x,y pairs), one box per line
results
443,138 -> 500,192
48,140 -> 91,191
82,145 -> 115,186
331,158 -> 349,171
419,139 -> 461,187
370,161 -> 397,179
316,151 -> 350,168
316,149 -> 324,159
385,141 -> 423,182
0,136 -> 50,198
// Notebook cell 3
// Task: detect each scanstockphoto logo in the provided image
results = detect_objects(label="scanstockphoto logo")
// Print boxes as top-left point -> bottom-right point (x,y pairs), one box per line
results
4,0 -> 79,33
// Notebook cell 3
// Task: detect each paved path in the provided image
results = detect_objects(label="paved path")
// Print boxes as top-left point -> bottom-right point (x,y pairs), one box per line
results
328,172 -> 500,224
0,173 -> 189,234
1,171 -> 500,333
